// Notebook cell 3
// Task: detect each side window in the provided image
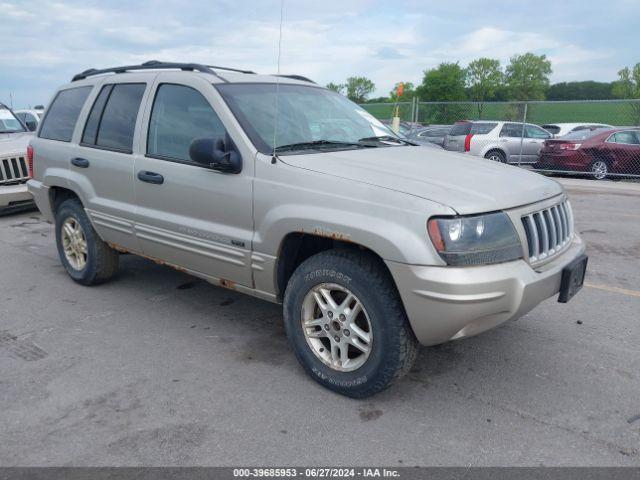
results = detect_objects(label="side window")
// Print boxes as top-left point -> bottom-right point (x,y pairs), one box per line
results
15,112 -> 26,123
526,125 -> 551,139
500,123 -> 522,138
81,83 -> 146,152
147,84 -> 226,162
614,131 -> 640,145
471,123 -> 497,134
39,86 -> 92,142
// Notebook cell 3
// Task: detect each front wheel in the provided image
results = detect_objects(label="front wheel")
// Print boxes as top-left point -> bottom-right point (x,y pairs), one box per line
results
283,250 -> 418,398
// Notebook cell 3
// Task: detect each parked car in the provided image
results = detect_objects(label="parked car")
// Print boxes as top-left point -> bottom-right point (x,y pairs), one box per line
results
535,128 -> 640,180
541,123 -> 614,137
14,109 -> 44,132
380,119 -> 422,136
406,125 -> 451,146
0,103 -> 34,212
444,120 -> 552,164
28,61 -> 587,398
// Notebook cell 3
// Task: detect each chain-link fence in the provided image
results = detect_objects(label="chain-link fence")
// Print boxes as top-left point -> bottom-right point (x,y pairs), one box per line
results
360,99 -> 640,180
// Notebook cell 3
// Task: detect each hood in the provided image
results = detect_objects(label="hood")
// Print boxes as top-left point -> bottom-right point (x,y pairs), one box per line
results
280,146 -> 563,215
0,132 -> 33,156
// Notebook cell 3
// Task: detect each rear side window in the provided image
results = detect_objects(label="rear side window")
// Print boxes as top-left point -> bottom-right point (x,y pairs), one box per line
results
147,84 -> 226,162
471,123 -> 497,134
39,86 -> 91,142
81,83 -> 146,152
542,125 -> 560,135
449,122 -> 471,136
500,123 -> 524,138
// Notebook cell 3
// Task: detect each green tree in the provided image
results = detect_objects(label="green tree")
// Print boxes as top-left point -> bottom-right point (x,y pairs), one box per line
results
416,63 -> 467,123
389,82 -> 415,102
547,81 -> 614,101
344,76 -> 376,103
326,82 -> 346,95
466,58 -> 503,118
505,53 -> 552,101
416,62 -> 467,101
612,64 -> 640,125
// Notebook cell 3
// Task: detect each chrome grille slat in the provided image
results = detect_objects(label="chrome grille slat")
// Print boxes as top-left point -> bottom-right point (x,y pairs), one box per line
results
0,156 -> 30,185
522,199 -> 574,264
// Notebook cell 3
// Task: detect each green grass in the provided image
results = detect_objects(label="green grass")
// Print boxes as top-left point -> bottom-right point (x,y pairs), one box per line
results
361,101 -> 640,126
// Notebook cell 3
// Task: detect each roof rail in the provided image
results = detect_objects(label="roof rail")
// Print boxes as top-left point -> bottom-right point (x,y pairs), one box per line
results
206,65 -> 256,74
71,60 -> 253,82
273,74 -> 316,84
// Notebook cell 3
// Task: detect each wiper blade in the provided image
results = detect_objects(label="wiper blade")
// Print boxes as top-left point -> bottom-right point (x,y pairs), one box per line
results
358,135 -> 416,145
274,139 -> 374,152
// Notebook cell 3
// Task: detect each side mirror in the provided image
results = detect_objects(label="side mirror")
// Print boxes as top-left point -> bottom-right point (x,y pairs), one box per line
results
26,121 -> 37,132
189,137 -> 242,174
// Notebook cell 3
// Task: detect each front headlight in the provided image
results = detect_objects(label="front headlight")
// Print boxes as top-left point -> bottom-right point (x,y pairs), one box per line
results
427,212 -> 523,266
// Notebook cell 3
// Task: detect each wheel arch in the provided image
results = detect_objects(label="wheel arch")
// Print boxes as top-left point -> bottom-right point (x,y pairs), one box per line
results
274,232 -> 396,302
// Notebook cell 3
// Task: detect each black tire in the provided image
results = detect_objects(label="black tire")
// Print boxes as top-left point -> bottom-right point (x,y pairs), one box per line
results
55,198 -> 119,285
485,149 -> 507,163
283,249 -> 418,398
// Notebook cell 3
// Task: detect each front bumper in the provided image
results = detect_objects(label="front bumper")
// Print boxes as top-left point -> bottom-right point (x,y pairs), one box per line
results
386,235 -> 586,346
0,183 -> 33,208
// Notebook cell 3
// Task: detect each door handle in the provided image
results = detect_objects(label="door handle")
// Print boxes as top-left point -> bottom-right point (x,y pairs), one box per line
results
137,170 -> 164,185
71,157 -> 90,168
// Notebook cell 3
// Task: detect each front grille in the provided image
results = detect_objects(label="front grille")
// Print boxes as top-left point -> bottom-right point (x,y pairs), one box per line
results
0,156 -> 30,185
522,199 -> 573,264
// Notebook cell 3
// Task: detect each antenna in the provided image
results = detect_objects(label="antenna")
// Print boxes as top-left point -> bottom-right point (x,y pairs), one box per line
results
9,92 -> 13,109
271,0 -> 285,163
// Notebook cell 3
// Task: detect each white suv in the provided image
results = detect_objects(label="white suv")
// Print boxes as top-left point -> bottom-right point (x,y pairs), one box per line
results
0,103 -> 33,211
444,120 -> 552,164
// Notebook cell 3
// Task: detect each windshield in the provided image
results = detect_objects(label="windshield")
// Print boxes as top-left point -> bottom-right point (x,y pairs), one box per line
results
216,83 -> 396,154
0,108 -> 26,133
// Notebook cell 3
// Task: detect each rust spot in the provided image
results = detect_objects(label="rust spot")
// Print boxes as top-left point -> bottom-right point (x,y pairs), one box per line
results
219,278 -> 237,290
107,242 -> 188,274
312,227 -> 353,242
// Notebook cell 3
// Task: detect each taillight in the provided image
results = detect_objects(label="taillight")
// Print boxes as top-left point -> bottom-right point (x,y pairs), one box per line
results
27,145 -> 34,177
464,134 -> 473,152
559,143 -> 581,151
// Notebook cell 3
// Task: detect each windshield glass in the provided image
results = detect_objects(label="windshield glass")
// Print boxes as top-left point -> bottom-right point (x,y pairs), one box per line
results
0,108 -> 26,133
216,83 -> 396,154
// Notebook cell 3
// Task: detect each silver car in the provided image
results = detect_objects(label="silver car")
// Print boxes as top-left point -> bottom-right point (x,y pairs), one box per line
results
444,120 -> 552,163
28,62 -> 587,397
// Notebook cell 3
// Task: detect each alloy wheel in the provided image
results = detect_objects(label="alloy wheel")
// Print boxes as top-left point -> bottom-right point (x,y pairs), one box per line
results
61,217 -> 88,270
591,161 -> 608,180
301,283 -> 373,372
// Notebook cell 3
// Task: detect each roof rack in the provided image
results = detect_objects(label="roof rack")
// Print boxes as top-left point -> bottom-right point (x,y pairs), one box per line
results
71,60 -> 255,82
274,74 -> 316,84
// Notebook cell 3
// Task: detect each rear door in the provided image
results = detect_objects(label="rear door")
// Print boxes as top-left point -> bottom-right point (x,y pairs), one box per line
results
499,123 -> 526,162
523,124 -> 552,163
133,73 -> 254,287
72,77 -> 149,252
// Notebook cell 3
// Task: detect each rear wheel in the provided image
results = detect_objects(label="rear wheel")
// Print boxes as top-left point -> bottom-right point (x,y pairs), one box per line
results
283,249 -> 418,398
590,160 -> 609,180
485,150 -> 506,163
55,198 -> 119,285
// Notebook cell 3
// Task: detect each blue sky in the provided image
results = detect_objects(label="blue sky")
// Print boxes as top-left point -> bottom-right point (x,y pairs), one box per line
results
2,0 -> 639,108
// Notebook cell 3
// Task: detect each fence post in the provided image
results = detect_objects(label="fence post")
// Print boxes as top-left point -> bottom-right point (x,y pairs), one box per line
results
518,103 -> 528,166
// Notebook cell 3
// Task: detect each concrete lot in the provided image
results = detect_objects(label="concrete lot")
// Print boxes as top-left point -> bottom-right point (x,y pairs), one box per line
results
0,178 -> 639,466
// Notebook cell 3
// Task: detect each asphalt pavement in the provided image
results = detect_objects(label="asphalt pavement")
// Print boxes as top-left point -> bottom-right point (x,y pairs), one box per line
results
0,178 -> 639,466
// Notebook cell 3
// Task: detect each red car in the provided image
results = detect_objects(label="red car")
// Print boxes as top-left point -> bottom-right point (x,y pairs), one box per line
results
535,128 -> 640,179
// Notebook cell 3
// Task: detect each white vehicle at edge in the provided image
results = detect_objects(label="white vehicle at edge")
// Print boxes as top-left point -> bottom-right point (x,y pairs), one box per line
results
0,103 -> 33,210
541,123 -> 614,138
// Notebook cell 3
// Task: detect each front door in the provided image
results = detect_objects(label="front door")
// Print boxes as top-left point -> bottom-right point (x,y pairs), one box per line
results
133,75 -> 254,288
